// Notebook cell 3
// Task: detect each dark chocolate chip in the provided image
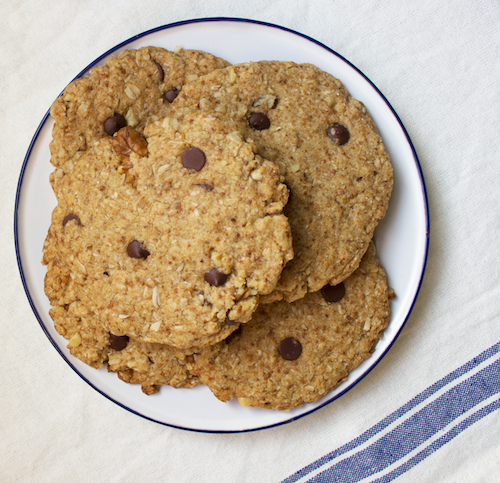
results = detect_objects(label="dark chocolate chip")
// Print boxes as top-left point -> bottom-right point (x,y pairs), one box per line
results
195,183 -> 214,191
104,113 -> 127,136
321,282 -> 346,303
278,337 -> 302,361
283,182 -> 291,201
182,147 -> 206,171
127,240 -> 150,259
225,311 -> 238,326
109,333 -> 129,351
327,123 -> 350,146
248,112 -> 271,130
62,213 -> 81,226
205,268 -> 228,287
155,62 -> 164,82
164,87 -> 179,103
225,325 -> 242,344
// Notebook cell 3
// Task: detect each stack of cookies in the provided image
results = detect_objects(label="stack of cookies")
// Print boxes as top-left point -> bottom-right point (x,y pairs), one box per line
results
42,46 -> 393,410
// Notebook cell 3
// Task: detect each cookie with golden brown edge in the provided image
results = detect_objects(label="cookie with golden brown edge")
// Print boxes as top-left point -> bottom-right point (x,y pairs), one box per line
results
44,248 -> 199,393
47,278 -> 200,397
191,242 -> 390,411
49,46 -> 230,188
43,111 -> 293,349
107,339 -> 199,395
170,61 -> 393,303
49,299 -> 198,394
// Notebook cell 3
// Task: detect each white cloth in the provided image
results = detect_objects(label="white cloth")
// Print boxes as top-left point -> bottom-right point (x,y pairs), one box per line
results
2,1 -> 500,481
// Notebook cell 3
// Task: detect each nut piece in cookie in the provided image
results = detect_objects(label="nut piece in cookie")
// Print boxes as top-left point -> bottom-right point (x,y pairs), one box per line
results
49,46 -> 230,190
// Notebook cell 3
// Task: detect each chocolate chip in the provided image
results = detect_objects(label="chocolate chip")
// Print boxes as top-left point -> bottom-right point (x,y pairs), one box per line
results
248,112 -> 271,130
182,147 -> 206,171
205,268 -> 228,287
278,337 -> 302,360
321,282 -> 346,303
195,183 -> 214,191
127,240 -> 150,259
109,333 -> 129,351
164,87 -> 179,103
225,325 -> 242,343
155,61 -> 164,82
104,113 -> 127,136
103,271 -> 109,276
225,311 -> 238,326
283,182 -> 291,201
327,123 -> 350,145
62,213 -> 81,226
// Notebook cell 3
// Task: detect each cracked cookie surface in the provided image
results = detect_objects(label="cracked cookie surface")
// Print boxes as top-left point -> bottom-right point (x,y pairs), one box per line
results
43,111 -> 293,349
170,61 -> 393,302
191,242 -> 390,410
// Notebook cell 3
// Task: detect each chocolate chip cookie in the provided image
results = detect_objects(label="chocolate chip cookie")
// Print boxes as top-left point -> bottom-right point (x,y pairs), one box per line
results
169,61 -> 393,302
44,218 -> 199,393
49,46 -> 230,189
191,242 -> 390,410
49,299 -> 198,394
107,338 -> 199,395
43,111 -> 293,349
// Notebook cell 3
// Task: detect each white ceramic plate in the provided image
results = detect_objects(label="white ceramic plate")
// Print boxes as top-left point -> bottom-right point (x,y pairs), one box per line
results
15,18 -> 429,433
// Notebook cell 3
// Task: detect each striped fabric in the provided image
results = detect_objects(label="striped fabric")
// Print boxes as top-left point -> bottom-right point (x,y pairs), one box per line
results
283,342 -> 500,483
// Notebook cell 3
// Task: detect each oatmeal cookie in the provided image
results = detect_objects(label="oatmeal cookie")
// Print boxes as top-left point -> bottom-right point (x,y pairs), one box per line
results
44,246 -> 198,392
170,61 -> 393,302
191,242 -> 390,410
49,299 -> 109,369
43,111 -> 293,349
107,339 -> 199,395
49,46 -> 230,188
49,303 -> 197,394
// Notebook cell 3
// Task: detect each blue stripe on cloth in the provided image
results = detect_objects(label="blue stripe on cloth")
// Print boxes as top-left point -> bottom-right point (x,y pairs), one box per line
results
306,358 -> 500,482
281,341 -> 500,483
370,397 -> 500,483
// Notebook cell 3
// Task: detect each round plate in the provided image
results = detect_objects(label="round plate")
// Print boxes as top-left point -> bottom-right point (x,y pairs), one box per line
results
14,18 -> 429,433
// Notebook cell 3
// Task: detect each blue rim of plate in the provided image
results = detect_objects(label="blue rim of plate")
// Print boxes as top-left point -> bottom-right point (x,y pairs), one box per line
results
14,17 -> 430,433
